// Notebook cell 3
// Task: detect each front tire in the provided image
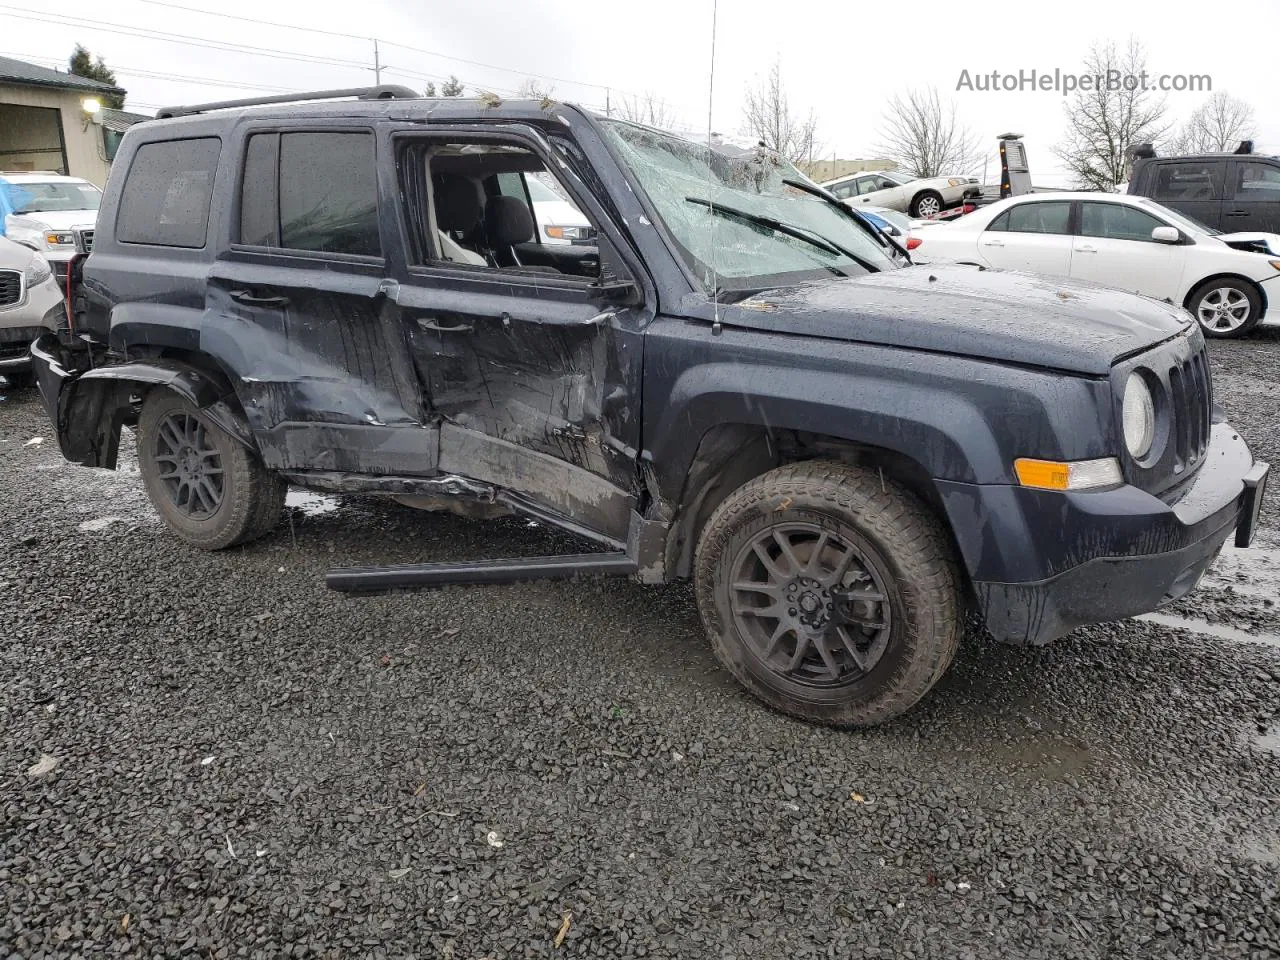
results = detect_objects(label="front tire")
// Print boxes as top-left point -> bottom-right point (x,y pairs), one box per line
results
695,460 -> 962,727
1189,278 -> 1262,338
910,190 -> 943,218
138,390 -> 285,550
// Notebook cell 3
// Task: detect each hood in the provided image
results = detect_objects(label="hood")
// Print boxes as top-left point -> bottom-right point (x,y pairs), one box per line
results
722,263 -> 1190,375
6,210 -> 97,231
0,235 -> 39,270
532,198 -> 590,227
1214,232 -> 1280,256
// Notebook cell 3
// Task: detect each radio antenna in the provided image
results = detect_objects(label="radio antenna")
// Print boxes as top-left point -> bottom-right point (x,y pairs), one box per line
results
705,0 -> 721,335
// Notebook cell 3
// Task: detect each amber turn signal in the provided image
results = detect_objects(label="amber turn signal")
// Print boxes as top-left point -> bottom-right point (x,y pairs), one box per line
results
1014,457 -> 1122,491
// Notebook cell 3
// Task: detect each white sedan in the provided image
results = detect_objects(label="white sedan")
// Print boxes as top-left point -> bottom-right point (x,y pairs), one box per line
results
823,170 -> 981,218
912,192 -> 1280,338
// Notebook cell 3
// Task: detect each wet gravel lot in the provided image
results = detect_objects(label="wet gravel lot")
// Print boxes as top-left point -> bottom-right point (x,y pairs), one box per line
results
2,328 -> 1279,959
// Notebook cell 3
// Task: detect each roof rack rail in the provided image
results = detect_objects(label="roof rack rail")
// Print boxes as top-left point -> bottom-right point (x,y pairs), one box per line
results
155,85 -> 420,120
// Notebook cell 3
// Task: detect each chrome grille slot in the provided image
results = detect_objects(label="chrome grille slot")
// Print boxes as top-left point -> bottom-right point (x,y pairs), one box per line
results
0,269 -> 20,307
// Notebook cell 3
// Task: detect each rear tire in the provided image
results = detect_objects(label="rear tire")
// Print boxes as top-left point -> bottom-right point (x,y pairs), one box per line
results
694,460 -> 962,727
138,390 -> 285,550
910,190 -> 943,218
1188,278 -> 1263,338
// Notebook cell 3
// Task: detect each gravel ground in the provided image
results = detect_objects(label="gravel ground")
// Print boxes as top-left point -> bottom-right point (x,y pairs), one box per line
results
2,329 -> 1279,959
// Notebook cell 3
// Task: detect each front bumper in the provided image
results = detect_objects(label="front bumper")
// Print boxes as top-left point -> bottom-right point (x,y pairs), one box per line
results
939,422 -> 1268,644
0,273 -> 66,371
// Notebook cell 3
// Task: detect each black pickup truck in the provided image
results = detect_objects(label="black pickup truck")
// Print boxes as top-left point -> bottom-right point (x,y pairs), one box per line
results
29,87 -> 1268,726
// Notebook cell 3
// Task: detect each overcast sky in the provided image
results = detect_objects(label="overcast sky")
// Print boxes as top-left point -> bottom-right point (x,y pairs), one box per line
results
8,0 -> 1279,184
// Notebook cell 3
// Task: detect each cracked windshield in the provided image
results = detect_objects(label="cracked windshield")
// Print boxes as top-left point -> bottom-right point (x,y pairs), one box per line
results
1,1 -> 1277,958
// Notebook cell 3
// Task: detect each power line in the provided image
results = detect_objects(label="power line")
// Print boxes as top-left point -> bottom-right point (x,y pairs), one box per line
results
130,0 -> 673,108
0,7 -> 373,70
137,0 -> 374,43
0,50 -> 302,95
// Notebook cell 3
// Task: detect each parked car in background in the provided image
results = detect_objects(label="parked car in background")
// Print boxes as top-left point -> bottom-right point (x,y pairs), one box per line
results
913,192 -> 1280,338
526,173 -> 594,245
1,173 -> 102,282
856,205 -> 920,251
1127,143 -> 1280,235
0,235 -> 66,387
824,169 -> 981,218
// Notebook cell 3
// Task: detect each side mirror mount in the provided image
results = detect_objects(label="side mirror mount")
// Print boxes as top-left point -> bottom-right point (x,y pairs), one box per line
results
1151,226 -> 1181,244
588,278 -> 640,304
588,234 -> 642,305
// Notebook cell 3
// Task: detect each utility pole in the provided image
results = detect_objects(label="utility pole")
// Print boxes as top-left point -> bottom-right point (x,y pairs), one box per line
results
605,88 -> 611,116
373,39 -> 382,85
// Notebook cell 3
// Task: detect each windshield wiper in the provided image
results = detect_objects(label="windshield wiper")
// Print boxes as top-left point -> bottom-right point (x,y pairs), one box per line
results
684,197 -> 849,276
781,177 -> 910,263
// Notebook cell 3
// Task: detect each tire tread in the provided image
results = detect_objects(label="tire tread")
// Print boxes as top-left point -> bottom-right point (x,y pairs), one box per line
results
694,459 -> 961,727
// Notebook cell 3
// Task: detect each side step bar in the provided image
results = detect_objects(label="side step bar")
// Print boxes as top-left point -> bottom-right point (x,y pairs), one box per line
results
326,552 -> 637,593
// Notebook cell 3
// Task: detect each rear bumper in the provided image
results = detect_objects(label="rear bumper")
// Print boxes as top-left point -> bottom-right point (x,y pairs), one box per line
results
940,422 -> 1267,644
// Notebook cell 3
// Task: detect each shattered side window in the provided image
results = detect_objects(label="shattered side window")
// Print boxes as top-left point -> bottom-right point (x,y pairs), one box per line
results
601,121 -> 895,293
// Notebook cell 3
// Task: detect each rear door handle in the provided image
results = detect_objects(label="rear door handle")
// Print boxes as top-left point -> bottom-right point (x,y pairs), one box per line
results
417,317 -> 474,333
1225,210 -> 1249,216
229,289 -> 290,307
1077,244 -> 1098,253
981,239 -> 1004,247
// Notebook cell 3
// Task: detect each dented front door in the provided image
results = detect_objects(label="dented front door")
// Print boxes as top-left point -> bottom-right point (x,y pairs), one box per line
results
397,277 -> 643,543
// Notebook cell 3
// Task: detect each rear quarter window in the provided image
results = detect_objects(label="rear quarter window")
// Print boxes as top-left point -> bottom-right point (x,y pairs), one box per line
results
116,138 -> 221,248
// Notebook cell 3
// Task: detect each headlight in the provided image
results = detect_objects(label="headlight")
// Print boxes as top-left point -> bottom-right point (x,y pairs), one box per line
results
24,253 -> 52,286
1122,372 -> 1155,459
947,178 -> 965,188
44,232 -> 75,247
544,225 -> 591,242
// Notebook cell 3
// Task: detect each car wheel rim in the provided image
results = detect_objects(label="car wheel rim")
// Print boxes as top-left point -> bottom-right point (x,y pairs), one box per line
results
154,412 -> 225,518
729,523 -> 892,688
917,196 -> 940,217
1197,287 -> 1251,331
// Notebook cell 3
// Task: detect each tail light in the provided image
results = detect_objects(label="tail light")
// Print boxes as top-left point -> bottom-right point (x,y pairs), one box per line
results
906,237 -> 922,250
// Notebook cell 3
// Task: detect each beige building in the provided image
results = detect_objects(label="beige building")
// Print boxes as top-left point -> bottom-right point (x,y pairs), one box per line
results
804,157 -> 898,184
0,55 -> 129,188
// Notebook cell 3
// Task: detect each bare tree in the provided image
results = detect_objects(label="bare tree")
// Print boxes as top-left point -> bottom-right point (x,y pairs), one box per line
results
877,87 -> 979,177
1054,38 -> 1170,190
1165,91 -> 1255,154
516,77 -> 555,100
741,58 -> 820,166
440,75 -> 465,97
616,92 -> 678,129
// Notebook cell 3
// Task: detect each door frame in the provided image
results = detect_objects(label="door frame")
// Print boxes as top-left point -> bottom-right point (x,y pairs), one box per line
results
208,119 -> 433,474
379,121 -> 653,545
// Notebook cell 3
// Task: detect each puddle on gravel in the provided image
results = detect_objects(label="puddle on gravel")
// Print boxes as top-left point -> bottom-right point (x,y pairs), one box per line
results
286,489 -> 340,517
1204,545 -> 1280,588
1253,727 -> 1280,757
77,516 -> 126,533
984,736 -> 1093,781
1135,612 -> 1280,650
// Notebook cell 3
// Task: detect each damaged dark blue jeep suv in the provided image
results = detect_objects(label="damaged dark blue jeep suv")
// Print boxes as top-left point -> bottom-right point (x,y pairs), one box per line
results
31,87 -> 1269,726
